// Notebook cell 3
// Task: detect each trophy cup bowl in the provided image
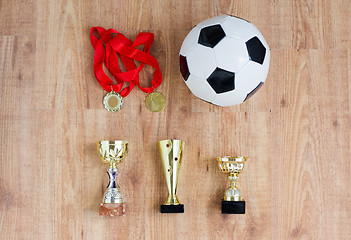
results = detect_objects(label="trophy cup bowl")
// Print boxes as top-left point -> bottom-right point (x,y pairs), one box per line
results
158,139 -> 185,213
97,140 -> 128,216
217,156 -> 247,214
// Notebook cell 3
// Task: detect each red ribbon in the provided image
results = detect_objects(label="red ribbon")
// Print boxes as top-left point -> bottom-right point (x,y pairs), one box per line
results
90,27 -> 162,97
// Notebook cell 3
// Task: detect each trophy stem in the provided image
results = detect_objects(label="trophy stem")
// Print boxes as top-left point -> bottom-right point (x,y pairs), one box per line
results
110,161 -> 117,169
229,173 -> 238,188
224,173 -> 242,202
106,165 -> 119,189
102,163 -> 124,204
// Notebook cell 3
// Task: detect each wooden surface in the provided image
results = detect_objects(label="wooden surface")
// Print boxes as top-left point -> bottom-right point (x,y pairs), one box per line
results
0,0 -> 350,239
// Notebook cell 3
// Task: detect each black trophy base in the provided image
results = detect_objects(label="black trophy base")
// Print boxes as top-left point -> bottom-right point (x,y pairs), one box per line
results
160,204 -> 184,213
221,201 -> 245,214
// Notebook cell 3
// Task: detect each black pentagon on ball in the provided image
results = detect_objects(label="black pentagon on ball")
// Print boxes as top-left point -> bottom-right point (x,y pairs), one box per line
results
246,36 -> 266,65
198,24 -> 226,48
207,68 -> 235,94
179,55 -> 190,81
244,82 -> 264,101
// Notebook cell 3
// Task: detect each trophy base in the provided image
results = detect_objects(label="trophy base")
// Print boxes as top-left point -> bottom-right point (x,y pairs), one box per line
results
221,201 -> 245,214
99,203 -> 125,216
160,204 -> 184,213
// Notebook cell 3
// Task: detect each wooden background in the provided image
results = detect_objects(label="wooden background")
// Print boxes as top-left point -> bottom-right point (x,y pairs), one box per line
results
0,0 -> 350,239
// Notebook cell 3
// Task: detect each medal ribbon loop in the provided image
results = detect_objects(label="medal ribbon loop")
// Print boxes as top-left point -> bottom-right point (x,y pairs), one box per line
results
90,27 -> 162,97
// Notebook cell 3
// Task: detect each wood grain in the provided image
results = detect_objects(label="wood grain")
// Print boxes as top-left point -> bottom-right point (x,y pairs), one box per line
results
0,0 -> 350,239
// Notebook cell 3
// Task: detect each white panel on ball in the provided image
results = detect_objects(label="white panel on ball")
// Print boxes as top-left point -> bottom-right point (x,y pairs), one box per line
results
196,15 -> 230,28
221,17 -> 258,42
179,27 -> 201,56
213,89 -> 247,107
186,75 -> 217,102
186,45 -> 217,79
214,37 -> 249,72
235,61 -> 266,94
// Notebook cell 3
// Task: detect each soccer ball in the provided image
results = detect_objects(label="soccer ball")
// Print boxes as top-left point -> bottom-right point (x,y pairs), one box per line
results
179,15 -> 270,106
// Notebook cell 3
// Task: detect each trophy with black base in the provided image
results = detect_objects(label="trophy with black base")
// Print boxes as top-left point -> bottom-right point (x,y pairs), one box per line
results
158,139 -> 185,213
217,156 -> 247,214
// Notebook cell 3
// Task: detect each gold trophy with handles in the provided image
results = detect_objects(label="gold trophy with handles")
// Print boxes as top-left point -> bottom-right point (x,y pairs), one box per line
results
217,156 -> 247,214
158,139 -> 185,213
97,140 -> 128,216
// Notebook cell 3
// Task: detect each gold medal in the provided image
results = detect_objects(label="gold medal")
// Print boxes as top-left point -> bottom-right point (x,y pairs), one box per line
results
103,91 -> 123,112
145,91 -> 166,112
